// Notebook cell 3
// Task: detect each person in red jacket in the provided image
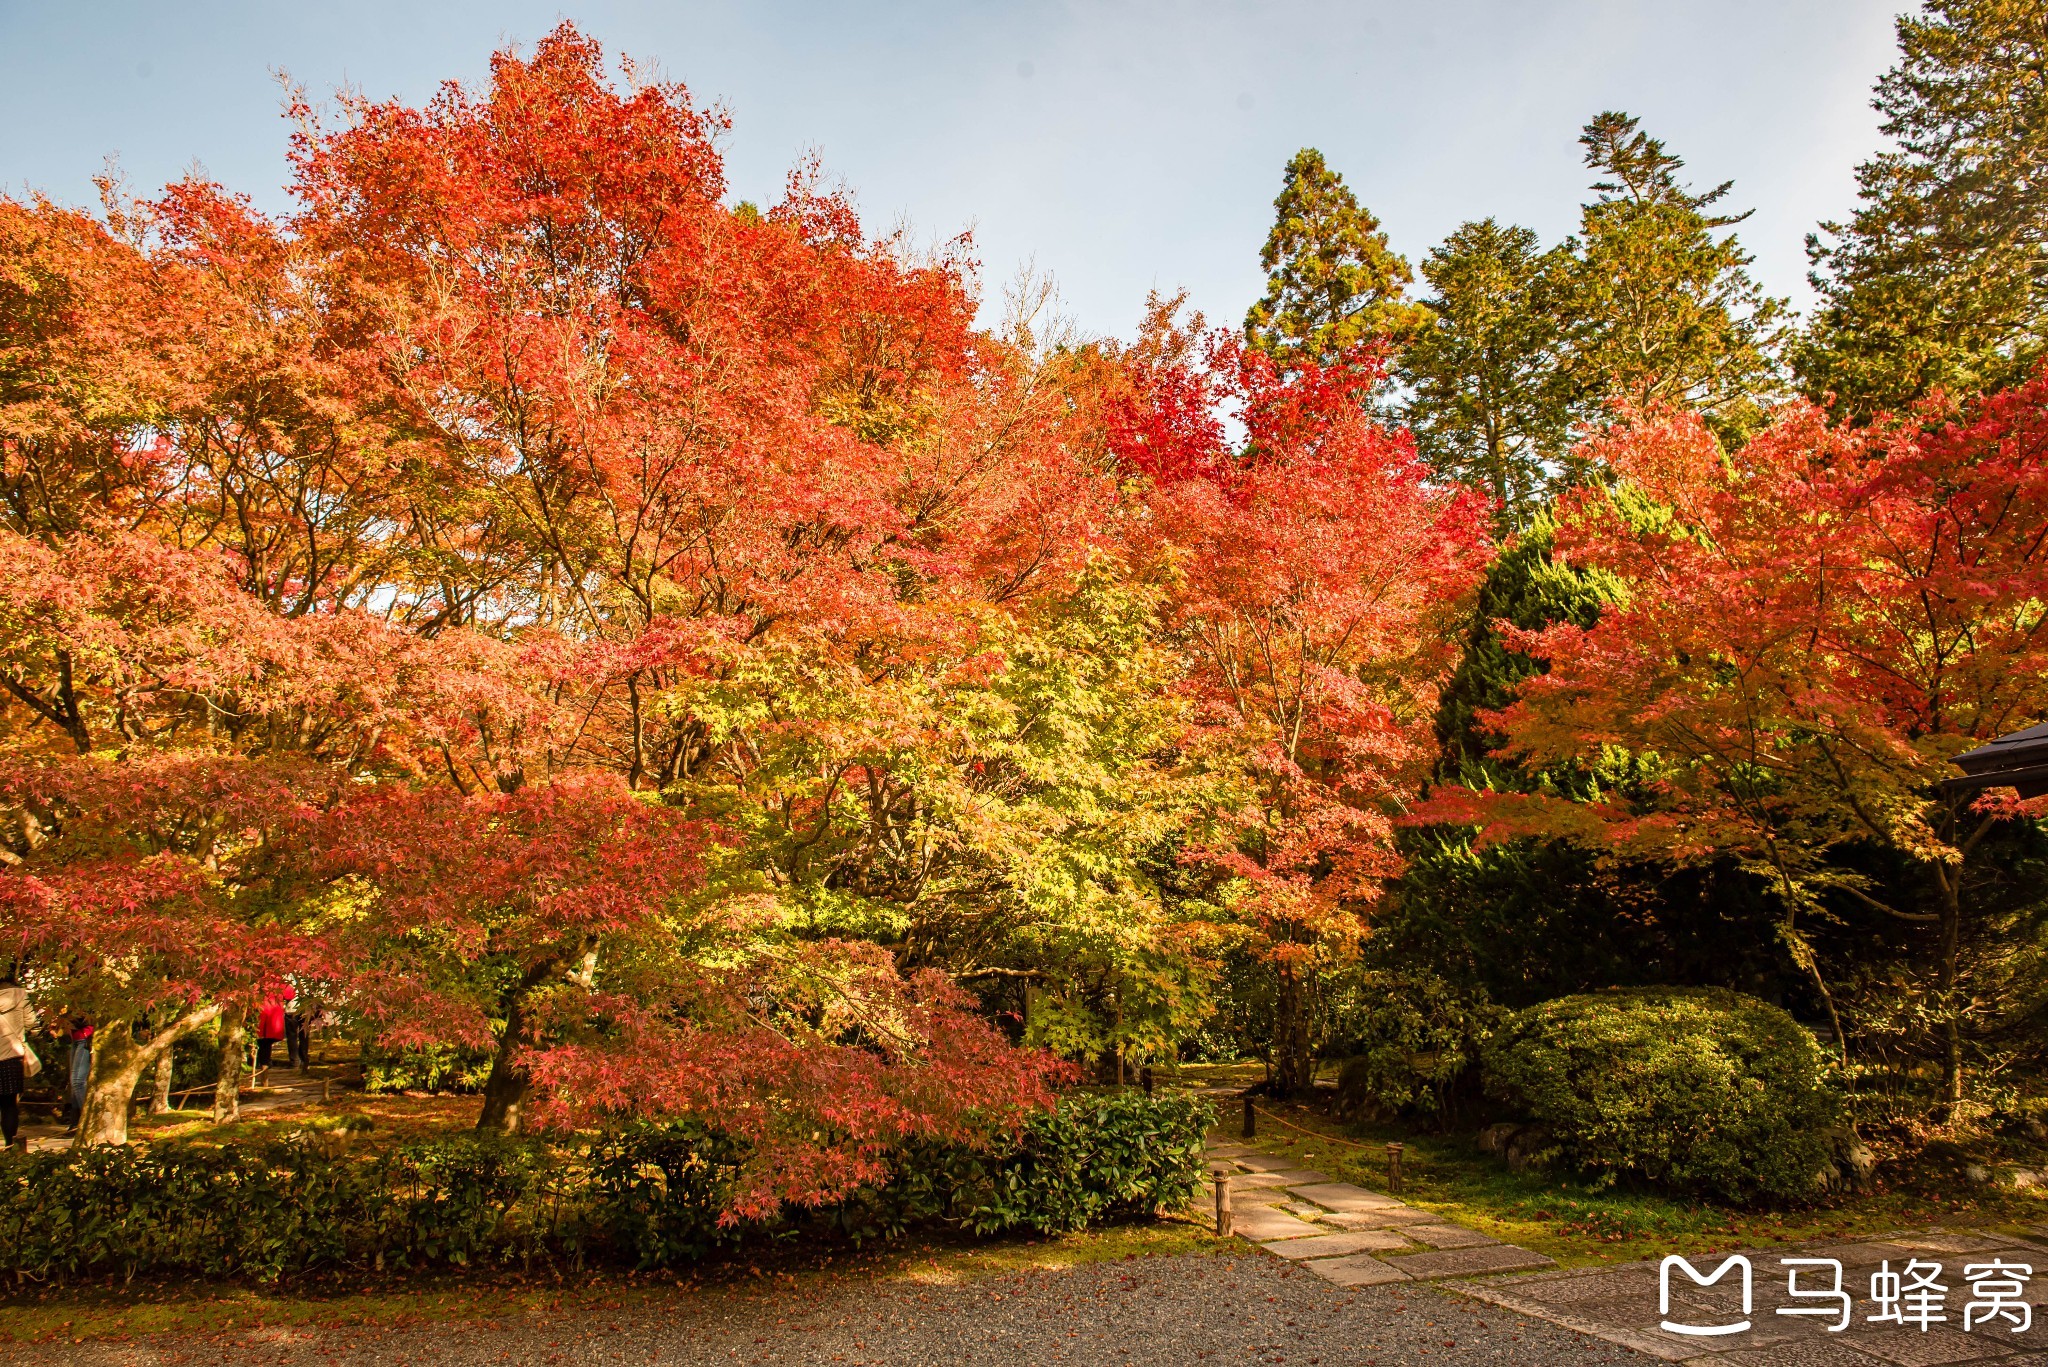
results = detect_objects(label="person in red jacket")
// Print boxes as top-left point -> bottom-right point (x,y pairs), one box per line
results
255,994 -> 289,1082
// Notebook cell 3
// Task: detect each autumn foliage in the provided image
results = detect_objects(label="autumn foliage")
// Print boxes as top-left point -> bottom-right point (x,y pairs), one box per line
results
1428,388 -> 2048,1106
8,17 -> 2045,1193
0,28 -> 1094,1178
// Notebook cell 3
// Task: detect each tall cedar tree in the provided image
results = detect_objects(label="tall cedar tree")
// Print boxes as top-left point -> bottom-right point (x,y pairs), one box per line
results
1244,150 -> 1430,365
1801,0 -> 2048,417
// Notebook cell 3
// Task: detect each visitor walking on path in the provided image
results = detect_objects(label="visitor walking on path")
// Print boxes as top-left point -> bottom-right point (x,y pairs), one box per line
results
0,971 -> 38,1151
255,994 -> 288,1082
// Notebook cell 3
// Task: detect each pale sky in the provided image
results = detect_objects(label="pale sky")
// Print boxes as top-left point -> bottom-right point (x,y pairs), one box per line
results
0,1 -> 1904,339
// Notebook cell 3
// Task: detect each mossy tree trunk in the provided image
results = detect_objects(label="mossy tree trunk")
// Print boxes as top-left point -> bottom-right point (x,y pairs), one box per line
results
212,1006 -> 247,1125
74,1003 -> 221,1147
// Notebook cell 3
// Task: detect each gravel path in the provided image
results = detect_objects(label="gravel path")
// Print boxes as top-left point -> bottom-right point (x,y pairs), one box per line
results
25,1254 -> 1645,1366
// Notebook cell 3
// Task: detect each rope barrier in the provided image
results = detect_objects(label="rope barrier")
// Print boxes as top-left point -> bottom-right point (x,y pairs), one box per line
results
1247,1102 -> 1382,1151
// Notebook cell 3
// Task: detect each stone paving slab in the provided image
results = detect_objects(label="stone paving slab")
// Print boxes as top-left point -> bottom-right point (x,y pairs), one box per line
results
1207,1139 -> 1557,1285
1387,1244 -> 1559,1277
1884,1233 -> 2028,1256
1708,1344 -> 1895,1366
1304,1252 -> 1415,1287
1849,1330 -> 2024,1364
1265,1229 -> 1419,1259
1232,1152 -> 1298,1172
1407,1222 -> 1502,1250
1325,1204 -> 1459,1227
1287,1180 -> 1408,1211
1231,1205 -> 1325,1241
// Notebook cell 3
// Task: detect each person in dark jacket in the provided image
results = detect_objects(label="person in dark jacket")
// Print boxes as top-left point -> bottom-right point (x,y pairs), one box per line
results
60,1016 -> 92,1134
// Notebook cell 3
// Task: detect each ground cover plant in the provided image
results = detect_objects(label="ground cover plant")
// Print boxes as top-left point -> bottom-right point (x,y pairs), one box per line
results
1229,1096 -> 2048,1271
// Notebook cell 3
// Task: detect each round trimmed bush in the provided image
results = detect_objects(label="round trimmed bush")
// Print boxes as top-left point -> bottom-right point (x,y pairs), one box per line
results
1483,988 -> 1842,1203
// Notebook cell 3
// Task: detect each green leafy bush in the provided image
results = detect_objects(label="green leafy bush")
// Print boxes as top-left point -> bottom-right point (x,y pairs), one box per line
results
1483,988 -> 1842,1203
835,1089 -> 1211,1240
1325,969 -> 1503,1122
360,1042 -> 496,1094
0,1091 -> 1207,1285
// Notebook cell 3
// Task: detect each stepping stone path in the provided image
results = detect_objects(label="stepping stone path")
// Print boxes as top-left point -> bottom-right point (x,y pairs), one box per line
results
1205,1136 -> 1558,1287
1197,1089 -> 2048,1363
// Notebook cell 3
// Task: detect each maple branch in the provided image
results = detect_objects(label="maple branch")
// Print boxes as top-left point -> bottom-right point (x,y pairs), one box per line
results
1836,883 -> 1936,923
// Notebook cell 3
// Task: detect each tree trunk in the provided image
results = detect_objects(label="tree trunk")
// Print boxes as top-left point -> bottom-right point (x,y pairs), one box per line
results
75,1004 -> 220,1147
212,1007 -> 246,1125
1272,960 -> 1315,1098
477,964 -> 556,1135
475,1033 -> 531,1136
150,1049 -> 174,1115
1937,867 -> 1966,1121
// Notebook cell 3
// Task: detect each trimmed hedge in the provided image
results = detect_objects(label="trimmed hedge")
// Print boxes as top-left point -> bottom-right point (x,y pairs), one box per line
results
836,1089 -> 1213,1239
1483,988 -> 1842,1203
0,1090 -> 1210,1285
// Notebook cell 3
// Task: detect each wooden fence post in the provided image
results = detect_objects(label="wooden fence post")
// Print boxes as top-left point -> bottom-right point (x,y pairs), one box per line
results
1213,1171 -> 1234,1237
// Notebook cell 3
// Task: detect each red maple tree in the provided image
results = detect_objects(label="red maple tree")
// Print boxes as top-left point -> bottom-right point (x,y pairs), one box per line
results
1432,388 -> 2048,1108
1121,322 -> 1490,1094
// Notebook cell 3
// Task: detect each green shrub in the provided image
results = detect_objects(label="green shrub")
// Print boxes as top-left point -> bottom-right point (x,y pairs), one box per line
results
0,1091 -> 1208,1285
1324,969 -> 1503,1122
360,1042 -> 496,1094
582,1122 -> 745,1268
834,1089 -> 1211,1240
1483,988 -> 1842,1203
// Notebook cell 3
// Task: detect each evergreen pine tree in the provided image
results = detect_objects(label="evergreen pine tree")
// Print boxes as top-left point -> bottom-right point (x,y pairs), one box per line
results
1799,0 -> 2048,416
1560,112 -> 1786,437
1399,220 -> 1574,528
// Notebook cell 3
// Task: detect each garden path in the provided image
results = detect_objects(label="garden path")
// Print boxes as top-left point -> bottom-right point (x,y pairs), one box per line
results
16,1253 -> 1646,1366
15,1063 -> 336,1152
1205,1099 -> 2048,1364
1203,1135 -> 1559,1287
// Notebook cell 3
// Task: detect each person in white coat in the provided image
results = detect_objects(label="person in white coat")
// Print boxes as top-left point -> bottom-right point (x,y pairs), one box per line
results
0,971 -> 36,1150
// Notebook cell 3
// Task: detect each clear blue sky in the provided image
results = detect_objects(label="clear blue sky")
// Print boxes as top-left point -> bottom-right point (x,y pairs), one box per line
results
0,1 -> 1902,338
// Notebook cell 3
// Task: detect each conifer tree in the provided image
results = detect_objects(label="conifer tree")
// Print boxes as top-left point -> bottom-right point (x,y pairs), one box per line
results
1399,220 -> 1574,527
1799,0 -> 2048,417
1244,148 -> 1430,363
1559,112 -> 1785,435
